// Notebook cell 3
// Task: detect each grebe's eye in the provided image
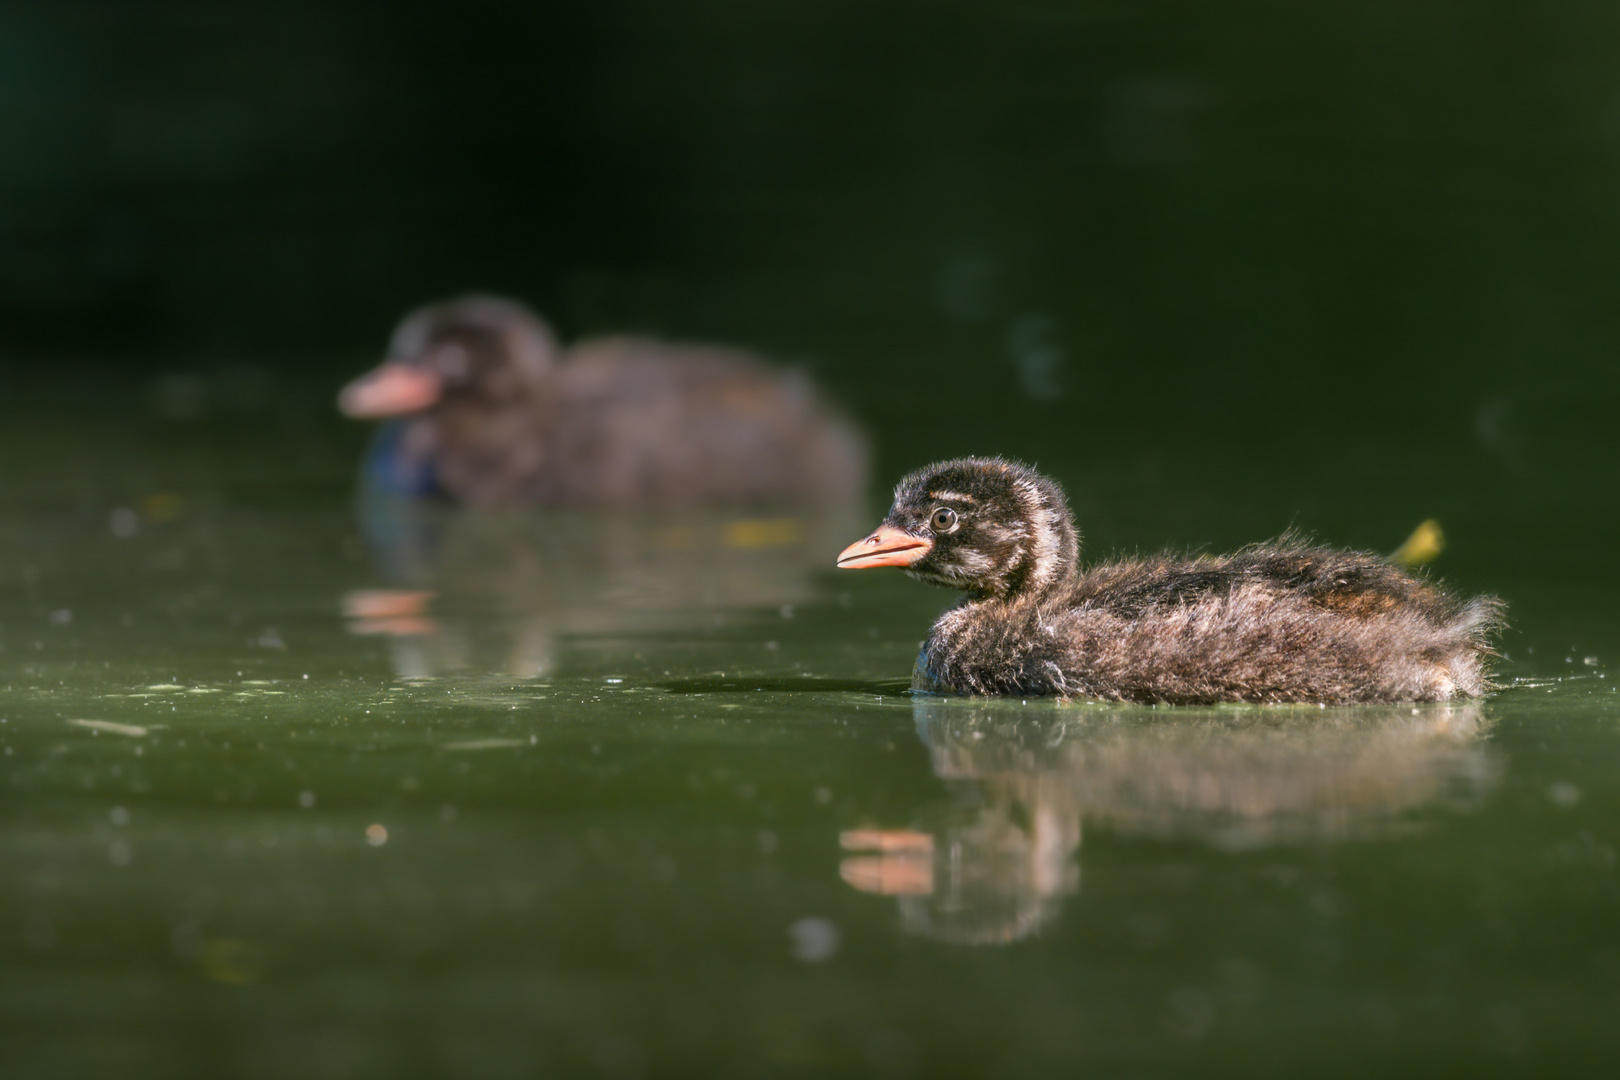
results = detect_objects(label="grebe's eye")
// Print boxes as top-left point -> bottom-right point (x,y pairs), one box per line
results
930,507 -> 957,533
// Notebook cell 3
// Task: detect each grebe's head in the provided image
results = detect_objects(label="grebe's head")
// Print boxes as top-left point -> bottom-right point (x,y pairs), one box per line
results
339,295 -> 558,419
837,457 -> 1078,600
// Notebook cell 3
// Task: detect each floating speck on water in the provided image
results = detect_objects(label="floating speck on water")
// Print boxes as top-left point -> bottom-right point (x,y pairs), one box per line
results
1550,782 -> 1581,808
48,609 -> 72,626
444,738 -> 526,751
68,719 -> 148,738
110,806 -> 129,826
814,787 -> 832,805
110,508 -> 140,537
298,791 -> 315,808
1585,657 -> 1600,666
757,830 -> 778,854
605,677 -> 624,684
789,917 -> 840,962
366,824 -> 388,846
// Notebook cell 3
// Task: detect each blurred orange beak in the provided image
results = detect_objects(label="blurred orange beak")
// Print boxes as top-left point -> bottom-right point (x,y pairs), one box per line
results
338,363 -> 443,419
836,524 -> 931,569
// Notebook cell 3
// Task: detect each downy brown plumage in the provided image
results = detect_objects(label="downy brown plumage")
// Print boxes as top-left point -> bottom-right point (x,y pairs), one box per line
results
837,457 -> 1504,704
339,295 -> 868,508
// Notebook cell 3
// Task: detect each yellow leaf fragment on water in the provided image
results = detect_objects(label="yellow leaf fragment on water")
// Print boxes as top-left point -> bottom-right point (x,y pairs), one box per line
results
200,938 -> 260,986
1390,519 -> 1445,567
67,719 -> 149,738
140,492 -> 184,523
723,518 -> 803,549
442,738 -> 528,751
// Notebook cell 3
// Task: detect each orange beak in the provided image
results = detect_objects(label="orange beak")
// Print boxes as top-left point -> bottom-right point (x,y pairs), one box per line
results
338,363 -> 444,419
837,524 -> 932,569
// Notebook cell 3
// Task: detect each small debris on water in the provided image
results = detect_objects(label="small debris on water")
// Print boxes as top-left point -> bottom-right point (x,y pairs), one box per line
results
365,824 -> 388,846
67,719 -> 148,738
443,738 -> 527,751
789,917 -> 840,962
1549,782 -> 1581,808
252,629 -> 285,650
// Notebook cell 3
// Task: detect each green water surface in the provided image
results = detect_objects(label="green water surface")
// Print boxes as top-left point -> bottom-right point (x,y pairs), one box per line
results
2,394 -> 1617,1079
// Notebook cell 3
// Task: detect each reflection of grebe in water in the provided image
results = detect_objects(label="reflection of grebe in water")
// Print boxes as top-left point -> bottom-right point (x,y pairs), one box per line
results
343,497 -> 861,679
841,698 -> 1499,945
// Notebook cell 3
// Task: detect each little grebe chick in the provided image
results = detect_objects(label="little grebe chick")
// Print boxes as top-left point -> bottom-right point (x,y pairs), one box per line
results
837,458 -> 1504,704
340,295 -> 868,508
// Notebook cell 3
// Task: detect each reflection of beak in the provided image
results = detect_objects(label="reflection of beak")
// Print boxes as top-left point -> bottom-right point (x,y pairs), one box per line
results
840,856 -> 934,895
839,828 -> 935,895
836,525 -> 931,569
338,362 -> 443,418
342,589 -> 439,636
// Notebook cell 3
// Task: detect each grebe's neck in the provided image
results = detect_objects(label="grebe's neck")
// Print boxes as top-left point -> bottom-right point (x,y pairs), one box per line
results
994,472 -> 1079,602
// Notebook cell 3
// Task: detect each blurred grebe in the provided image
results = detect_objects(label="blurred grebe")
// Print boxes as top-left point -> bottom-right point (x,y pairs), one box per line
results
340,295 -> 867,508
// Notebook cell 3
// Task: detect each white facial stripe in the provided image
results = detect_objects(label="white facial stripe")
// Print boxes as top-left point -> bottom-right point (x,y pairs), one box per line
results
1014,478 -> 1061,591
927,490 -> 977,503
956,549 -> 996,575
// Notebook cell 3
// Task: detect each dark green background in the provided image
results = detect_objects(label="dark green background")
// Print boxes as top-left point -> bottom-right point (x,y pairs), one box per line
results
6,0 -> 1618,455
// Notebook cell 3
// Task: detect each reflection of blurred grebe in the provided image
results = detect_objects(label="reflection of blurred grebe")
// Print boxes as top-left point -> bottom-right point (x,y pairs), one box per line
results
842,698 -> 1498,945
339,295 -> 868,508
344,498 -> 860,679
838,458 -> 1504,703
